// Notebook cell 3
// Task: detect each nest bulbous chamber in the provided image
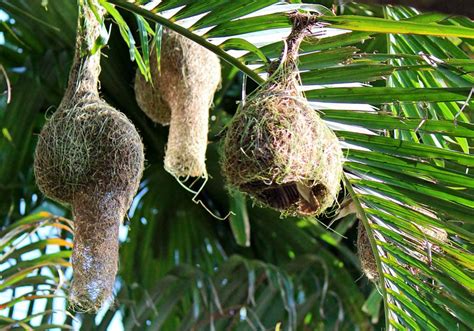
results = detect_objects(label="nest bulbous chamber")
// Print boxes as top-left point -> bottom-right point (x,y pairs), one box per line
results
135,28 -> 221,178
35,100 -> 143,205
222,71 -> 343,216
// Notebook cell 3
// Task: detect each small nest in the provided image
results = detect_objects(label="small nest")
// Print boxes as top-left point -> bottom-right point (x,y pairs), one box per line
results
135,28 -> 221,178
34,0 -> 144,312
222,68 -> 343,216
357,222 -> 379,282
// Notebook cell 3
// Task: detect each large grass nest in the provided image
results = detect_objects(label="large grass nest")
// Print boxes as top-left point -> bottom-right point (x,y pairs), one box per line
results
135,28 -> 221,178
34,0 -> 144,312
221,14 -> 343,217
35,100 -> 144,207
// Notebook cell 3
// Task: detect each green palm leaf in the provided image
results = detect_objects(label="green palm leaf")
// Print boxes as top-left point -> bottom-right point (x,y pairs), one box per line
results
0,212 -> 73,329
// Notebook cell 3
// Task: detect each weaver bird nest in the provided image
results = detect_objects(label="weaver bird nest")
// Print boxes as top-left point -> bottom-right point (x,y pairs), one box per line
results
135,28 -> 221,178
357,222 -> 379,282
34,0 -> 144,312
357,216 -> 448,283
221,14 -> 343,216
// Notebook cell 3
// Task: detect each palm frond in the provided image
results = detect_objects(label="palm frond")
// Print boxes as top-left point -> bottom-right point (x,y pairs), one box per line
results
0,212 -> 73,330
119,253 -> 369,330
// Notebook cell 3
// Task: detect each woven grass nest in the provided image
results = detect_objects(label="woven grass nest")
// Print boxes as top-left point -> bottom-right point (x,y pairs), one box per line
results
357,217 -> 448,283
357,222 -> 379,282
135,28 -> 221,178
221,14 -> 343,217
34,0 -> 144,312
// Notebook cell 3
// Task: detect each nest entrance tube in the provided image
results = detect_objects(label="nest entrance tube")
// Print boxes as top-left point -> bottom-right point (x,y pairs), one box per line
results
222,13 -> 343,217
70,192 -> 123,310
34,0 -> 144,312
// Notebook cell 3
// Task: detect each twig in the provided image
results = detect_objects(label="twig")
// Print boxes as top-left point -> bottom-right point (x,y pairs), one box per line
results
0,64 -> 11,104
454,87 -> 473,126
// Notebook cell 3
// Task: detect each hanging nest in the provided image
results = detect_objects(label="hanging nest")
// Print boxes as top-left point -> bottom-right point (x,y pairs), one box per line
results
221,14 -> 343,216
34,0 -> 144,312
135,28 -> 221,178
357,215 -> 449,283
357,222 -> 379,282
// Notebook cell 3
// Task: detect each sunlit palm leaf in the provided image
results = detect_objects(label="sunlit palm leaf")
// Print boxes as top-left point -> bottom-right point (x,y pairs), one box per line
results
0,212 -> 73,330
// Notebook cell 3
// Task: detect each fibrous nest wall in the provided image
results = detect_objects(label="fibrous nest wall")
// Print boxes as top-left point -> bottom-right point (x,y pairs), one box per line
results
357,222 -> 379,282
35,101 -> 144,207
221,14 -> 343,216
34,0 -> 144,312
134,49 -> 172,125
135,28 -> 221,178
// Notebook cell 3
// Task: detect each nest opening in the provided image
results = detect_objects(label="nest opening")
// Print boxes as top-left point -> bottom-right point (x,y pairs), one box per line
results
241,181 -> 328,216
